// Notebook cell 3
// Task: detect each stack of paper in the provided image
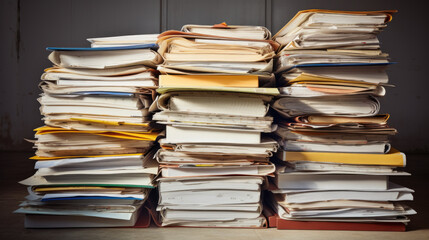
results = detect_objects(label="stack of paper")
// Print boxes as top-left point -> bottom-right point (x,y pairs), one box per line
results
156,22 -> 279,80
157,176 -> 267,227
15,10 -> 415,232
268,9 -> 416,230
272,10 -> 398,154
87,34 -> 159,47
38,44 -> 162,133
269,150 -> 416,226
152,23 -> 280,227
273,9 -> 395,98
15,42 -> 163,228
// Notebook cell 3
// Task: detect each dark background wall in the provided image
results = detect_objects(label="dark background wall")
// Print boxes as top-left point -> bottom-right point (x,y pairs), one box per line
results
1,0 -> 428,153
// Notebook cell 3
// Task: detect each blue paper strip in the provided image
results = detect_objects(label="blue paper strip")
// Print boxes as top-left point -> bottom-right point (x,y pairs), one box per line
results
46,43 -> 158,51
71,91 -> 134,97
284,62 -> 396,72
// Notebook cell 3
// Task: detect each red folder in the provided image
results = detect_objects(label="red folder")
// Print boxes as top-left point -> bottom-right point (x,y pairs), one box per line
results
276,218 -> 406,231
263,205 -> 278,228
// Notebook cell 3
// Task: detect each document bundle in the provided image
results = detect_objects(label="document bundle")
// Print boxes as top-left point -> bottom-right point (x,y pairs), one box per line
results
152,24 -> 280,227
16,9 -> 415,231
156,23 -> 279,79
15,42 -> 163,228
87,34 -> 159,48
267,9 -> 416,231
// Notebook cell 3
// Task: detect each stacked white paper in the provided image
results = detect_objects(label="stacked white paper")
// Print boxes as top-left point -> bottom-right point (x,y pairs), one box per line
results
15,41 -> 163,228
152,24 -> 280,227
269,10 -> 416,226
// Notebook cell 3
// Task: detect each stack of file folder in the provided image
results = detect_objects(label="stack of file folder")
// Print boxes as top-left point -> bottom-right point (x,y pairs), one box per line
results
273,9 -> 393,101
15,9 -> 417,231
15,42 -> 163,228
267,9 -> 416,231
156,22 -> 279,79
152,23 -> 280,227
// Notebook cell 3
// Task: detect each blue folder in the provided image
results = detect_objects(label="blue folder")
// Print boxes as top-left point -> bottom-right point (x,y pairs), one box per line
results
46,43 -> 158,51
71,91 -> 135,97
284,62 -> 396,72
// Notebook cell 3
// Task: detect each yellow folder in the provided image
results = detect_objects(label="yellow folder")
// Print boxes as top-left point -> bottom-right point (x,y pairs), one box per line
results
280,148 -> 406,167
30,153 -> 143,161
159,74 -> 259,88
33,186 -> 127,192
34,126 -> 159,141
70,117 -> 150,127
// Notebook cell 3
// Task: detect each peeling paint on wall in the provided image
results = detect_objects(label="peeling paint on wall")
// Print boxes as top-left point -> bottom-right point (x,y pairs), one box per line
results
16,0 -> 21,61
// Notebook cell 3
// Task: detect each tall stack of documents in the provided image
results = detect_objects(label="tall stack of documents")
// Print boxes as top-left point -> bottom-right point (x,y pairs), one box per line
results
15,42 -> 163,228
152,23 -> 280,227
268,10 -> 416,230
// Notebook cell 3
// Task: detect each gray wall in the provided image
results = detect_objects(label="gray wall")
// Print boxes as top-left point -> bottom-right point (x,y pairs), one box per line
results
1,0 -> 428,153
